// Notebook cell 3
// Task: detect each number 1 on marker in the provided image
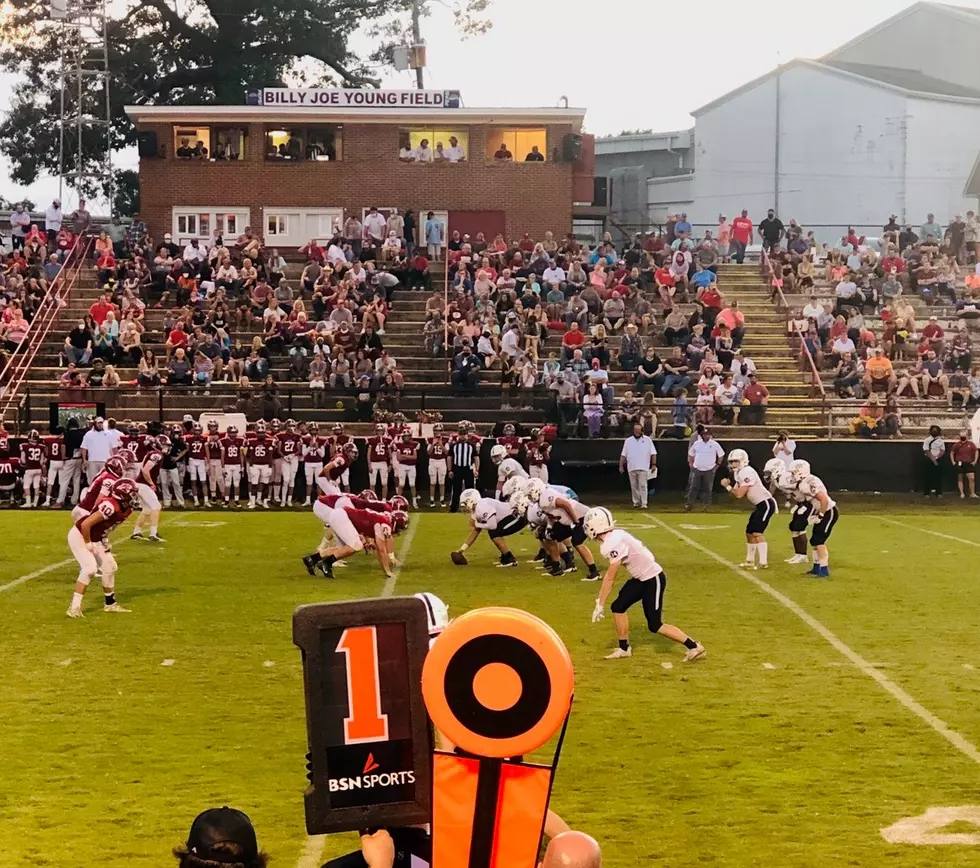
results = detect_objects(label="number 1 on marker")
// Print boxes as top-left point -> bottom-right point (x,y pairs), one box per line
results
337,626 -> 390,744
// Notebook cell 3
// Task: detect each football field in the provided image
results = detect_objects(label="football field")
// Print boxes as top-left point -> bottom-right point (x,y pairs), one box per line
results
1,503 -> 979,867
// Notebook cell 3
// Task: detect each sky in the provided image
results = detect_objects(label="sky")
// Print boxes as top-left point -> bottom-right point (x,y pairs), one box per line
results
5,0 -> 979,210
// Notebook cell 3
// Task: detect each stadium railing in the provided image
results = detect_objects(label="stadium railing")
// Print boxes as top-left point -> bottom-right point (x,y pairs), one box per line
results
0,236 -> 92,423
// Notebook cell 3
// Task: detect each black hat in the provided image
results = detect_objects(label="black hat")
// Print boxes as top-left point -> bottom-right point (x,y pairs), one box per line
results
186,808 -> 258,864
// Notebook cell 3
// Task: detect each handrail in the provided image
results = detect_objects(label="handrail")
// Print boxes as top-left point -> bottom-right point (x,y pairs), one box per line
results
443,251 -> 450,383
0,237 -> 93,420
760,248 -> 827,402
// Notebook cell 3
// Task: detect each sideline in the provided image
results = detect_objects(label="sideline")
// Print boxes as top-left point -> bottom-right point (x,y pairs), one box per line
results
295,514 -> 421,868
646,514 -> 980,766
881,517 -> 980,549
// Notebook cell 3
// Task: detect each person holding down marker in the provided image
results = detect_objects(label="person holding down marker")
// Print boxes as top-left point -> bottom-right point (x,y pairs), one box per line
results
585,506 -> 706,662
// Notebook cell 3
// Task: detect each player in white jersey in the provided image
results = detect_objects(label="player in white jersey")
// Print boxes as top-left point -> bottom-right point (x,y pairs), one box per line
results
584,507 -> 706,661
721,449 -> 778,569
791,460 -> 839,578
452,491 -> 527,567
491,444 -> 528,497
764,458 -> 810,564
532,478 -> 600,580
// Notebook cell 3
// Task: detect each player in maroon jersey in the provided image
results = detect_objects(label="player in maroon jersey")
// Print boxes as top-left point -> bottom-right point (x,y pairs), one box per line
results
496,422 -> 522,458
246,421 -> 277,509
328,423 -> 352,493
72,453 -> 128,522
67,477 -> 138,618
269,417 -> 284,496
220,425 -> 245,507
318,440 -> 358,496
277,418 -> 303,507
19,429 -> 47,508
394,430 -> 421,508
302,423 -> 328,505
185,422 -> 210,507
366,423 -> 392,499
0,440 -> 21,506
526,427 -> 552,484
43,429 -> 68,507
427,422 -> 450,507
129,436 -> 166,542
205,420 -> 226,505
304,500 -> 407,578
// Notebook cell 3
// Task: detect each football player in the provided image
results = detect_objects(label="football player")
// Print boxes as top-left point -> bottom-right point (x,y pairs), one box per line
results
491,443 -> 528,498
277,418 -> 303,507
269,418 -> 284,495
245,422 -> 277,509
764,458 -> 810,564
319,441 -> 359,496
159,425 -> 188,509
0,441 -> 19,506
302,423 -> 327,506
528,477 -> 600,580
205,420 -> 226,505
721,449 -> 778,569
525,428 -> 551,483
366,423 -> 393,499
185,422 -> 210,507
427,422 -> 450,507
585,506 -> 706,662
71,453 -> 129,522
67,477 -> 139,618
792,460 -> 839,578
394,430 -> 420,509
328,423 -> 352,493
129,436 -> 166,542
220,425 -> 245,507
19,429 -> 46,508
496,422 -> 522,458
304,501 -> 407,579
42,427 -> 67,508
452,488 -> 527,567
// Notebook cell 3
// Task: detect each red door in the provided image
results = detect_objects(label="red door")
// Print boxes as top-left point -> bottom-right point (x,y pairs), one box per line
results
448,211 -> 506,243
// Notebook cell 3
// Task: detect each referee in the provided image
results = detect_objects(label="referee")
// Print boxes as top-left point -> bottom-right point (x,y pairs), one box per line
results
448,436 -> 478,512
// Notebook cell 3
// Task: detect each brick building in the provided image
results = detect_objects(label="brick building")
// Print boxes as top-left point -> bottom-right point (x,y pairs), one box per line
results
125,93 -> 597,252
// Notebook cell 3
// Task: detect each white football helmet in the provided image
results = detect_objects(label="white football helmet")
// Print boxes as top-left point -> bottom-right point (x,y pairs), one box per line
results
510,492 -> 530,517
584,506 -> 616,539
790,459 -> 811,482
763,458 -> 784,478
490,444 -> 507,464
501,476 -> 527,501
459,488 -> 481,513
727,448 -> 749,472
415,592 -> 450,638
525,477 -> 547,502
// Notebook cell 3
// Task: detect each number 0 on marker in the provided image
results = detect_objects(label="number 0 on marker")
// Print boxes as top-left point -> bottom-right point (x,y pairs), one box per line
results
337,626 -> 389,744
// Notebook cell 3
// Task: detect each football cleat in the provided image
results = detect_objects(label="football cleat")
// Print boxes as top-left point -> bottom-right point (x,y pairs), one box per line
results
683,643 -> 707,663
581,574 -> 599,582
148,534 -> 165,543
604,647 -> 632,660
103,603 -> 131,613
302,555 -> 318,576
317,559 -> 334,578
66,607 -> 84,619
130,532 -> 146,540
784,554 -> 808,564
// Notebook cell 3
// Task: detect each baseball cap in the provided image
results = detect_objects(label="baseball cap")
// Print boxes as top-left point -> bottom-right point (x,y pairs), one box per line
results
183,413 -> 194,422
185,807 -> 259,864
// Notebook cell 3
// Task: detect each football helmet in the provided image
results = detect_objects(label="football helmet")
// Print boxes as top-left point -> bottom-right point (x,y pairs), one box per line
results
332,423 -> 344,435
286,418 -> 297,429
104,455 -> 128,477
226,425 -> 238,437
525,478 -> 547,502
510,492 -> 530,517
415,592 -> 450,638
270,418 -> 281,431
308,422 -> 319,434
359,489 -> 380,501
27,428 -> 40,442
192,422 -> 203,434
503,423 -> 516,437
127,423 -> 139,437
459,489 -> 481,513
389,495 -> 409,512
764,458 -> 784,479
727,448 -> 749,472
584,506 -> 615,539
501,475 -> 527,501
400,430 -> 413,442
375,423 -> 387,436
490,444 -> 507,464
342,441 -> 359,460
433,422 -> 444,435
391,510 -> 409,533
207,420 -> 219,433
790,459 -> 811,482
457,421 -> 468,434
110,477 -> 139,506
156,435 -> 171,451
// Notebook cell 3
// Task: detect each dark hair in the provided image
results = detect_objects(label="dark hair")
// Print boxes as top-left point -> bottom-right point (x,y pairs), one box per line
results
172,844 -> 269,868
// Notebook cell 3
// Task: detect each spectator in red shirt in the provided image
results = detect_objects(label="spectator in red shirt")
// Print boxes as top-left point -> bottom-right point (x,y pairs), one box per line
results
408,252 -> 430,290
165,320 -> 189,359
299,239 -> 325,264
921,316 -> 945,351
730,209 -> 753,264
561,321 -> 586,364
654,264 -> 676,311
741,374 -> 769,425
88,292 -> 116,326
950,431 -> 978,498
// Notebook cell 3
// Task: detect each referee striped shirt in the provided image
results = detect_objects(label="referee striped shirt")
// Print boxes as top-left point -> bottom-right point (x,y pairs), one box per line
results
450,439 -> 475,468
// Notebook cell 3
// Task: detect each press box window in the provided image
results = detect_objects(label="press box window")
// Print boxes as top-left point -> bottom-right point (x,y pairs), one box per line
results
265,125 -> 343,161
399,129 -> 469,162
487,129 -> 547,162
173,126 -> 245,160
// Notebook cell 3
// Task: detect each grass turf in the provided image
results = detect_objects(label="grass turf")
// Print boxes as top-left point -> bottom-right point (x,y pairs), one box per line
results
1,504 -> 979,867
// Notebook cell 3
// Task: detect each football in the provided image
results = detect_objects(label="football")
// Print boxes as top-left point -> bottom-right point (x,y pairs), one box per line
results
450,550 -> 468,566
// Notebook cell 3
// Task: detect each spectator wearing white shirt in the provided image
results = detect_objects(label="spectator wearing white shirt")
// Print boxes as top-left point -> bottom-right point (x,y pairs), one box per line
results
398,133 -> 416,162
9,203 -> 30,250
445,136 -> 465,162
45,199 -> 62,245
80,417 -> 113,482
183,239 -> 206,272
363,207 -> 388,256
802,296 -> 823,322
415,139 -> 434,162
386,209 -> 404,240
542,261 -> 566,288
104,418 -> 124,452
772,431 -> 796,472
500,323 -> 522,362
686,426 -> 725,511
619,423 -> 657,508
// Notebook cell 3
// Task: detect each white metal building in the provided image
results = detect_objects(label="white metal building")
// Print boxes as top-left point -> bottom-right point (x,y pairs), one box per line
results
651,2 -> 980,242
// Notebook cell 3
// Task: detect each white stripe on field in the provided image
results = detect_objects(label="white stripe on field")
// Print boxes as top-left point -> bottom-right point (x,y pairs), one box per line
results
296,514 -> 421,868
880,517 -> 980,549
646,514 -> 980,766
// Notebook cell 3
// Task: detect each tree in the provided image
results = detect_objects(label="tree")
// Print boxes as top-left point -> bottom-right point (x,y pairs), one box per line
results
0,0 -> 400,200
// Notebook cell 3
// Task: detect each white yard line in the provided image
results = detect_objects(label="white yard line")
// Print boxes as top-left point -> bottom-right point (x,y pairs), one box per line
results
646,514 -> 980,767
296,514 -> 421,868
880,517 -> 980,549
0,558 -> 75,594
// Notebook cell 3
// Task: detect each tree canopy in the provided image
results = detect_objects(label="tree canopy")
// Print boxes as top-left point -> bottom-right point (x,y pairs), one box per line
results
0,0 -> 493,212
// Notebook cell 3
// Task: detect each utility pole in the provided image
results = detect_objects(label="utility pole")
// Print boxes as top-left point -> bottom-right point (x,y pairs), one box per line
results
411,0 -> 424,89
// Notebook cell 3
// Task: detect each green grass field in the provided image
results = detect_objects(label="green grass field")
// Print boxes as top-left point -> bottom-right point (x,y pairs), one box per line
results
2,502 -> 980,867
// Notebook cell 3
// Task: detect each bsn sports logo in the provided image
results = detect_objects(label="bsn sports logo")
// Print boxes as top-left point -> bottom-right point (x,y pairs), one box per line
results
328,753 -> 416,792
